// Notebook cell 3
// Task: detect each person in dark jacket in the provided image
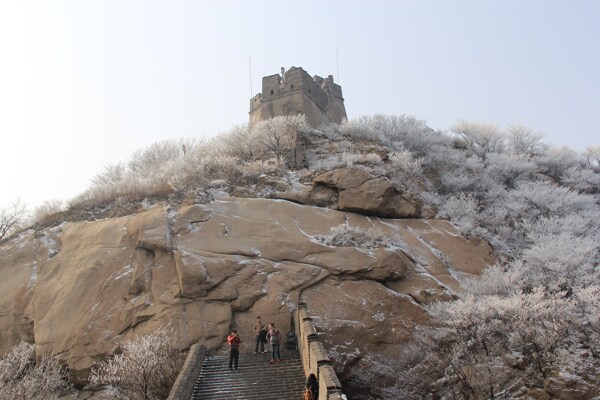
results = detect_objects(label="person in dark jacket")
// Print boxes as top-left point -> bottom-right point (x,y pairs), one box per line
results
253,316 -> 267,354
227,330 -> 241,370
304,373 -> 318,400
266,323 -> 281,363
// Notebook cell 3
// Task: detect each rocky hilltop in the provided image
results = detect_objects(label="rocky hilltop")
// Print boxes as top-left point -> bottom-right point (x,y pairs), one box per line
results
1,118 -> 512,397
3,115 -> 599,399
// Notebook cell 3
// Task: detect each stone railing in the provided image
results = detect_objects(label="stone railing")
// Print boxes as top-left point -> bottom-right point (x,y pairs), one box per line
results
296,302 -> 345,400
167,343 -> 207,400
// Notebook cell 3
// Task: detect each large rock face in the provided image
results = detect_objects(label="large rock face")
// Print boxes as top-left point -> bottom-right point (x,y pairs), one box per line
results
0,197 -> 493,382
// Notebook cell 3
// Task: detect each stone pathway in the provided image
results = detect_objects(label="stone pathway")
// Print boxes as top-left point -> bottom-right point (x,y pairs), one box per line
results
191,350 -> 306,400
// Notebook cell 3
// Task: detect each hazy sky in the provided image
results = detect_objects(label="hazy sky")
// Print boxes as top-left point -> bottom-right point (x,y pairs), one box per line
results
1,0 -> 599,210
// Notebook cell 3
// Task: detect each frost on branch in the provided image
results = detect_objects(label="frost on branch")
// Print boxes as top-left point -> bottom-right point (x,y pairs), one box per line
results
0,342 -> 70,400
0,199 -> 27,240
89,327 -> 184,400
362,289 -> 600,399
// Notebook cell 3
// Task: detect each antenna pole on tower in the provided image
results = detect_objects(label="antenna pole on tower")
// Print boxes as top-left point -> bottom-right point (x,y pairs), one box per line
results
336,48 -> 339,83
249,56 -> 253,97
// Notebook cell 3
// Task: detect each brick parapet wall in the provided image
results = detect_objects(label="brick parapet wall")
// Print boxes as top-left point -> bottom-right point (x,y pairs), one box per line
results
296,302 -> 345,400
167,343 -> 207,400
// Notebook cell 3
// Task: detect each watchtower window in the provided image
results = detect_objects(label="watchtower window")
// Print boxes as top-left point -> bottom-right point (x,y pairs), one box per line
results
270,89 -> 274,95
291,84 -> 294,90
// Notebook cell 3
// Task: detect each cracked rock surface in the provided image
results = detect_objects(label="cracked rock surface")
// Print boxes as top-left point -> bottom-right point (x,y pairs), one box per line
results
0,197 -> 493,381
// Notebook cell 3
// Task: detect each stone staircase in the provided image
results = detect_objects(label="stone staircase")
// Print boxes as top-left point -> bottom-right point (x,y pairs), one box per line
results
190,349 -> 306,400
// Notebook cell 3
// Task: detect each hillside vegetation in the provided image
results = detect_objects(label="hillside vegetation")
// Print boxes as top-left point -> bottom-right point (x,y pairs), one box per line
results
74,115 -> 600,398
2,114 -> 600,399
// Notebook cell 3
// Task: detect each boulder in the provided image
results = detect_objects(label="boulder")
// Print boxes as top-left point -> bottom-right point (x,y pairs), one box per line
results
314,167 -> 421,218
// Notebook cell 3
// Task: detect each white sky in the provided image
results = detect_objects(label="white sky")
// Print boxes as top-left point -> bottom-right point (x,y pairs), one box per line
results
1,0 -> 599,210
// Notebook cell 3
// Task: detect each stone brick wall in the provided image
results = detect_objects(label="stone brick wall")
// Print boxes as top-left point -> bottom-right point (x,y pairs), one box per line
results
167,343 -> 207,400
284,130 -> 307,169
296,302 -> 345,400
249,67 -> 347,129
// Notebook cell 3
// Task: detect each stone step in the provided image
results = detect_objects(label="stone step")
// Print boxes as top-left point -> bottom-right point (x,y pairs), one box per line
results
191,350 -> 306,400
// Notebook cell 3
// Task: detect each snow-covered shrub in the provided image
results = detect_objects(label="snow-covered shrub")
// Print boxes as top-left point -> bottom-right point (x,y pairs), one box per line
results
128,139 -> 192,181
319,122 -> 345,141
438,155 -> 504,201
31,199 -> 64,224
388,150 -> 423,175
314,222 -> 397,249
369,288 -> 600,399
90,327 -> 183,400
526,229 -> 597,271
561,166 -> 600,193
503,181 -> 597,229
536,146 -> 584,180
219,124 -> 256,161
437,193 -> 479,235
510,232 -> 598,290
340,151 -> 383,167
461,264 -> 511,296
485,152 -> 536,189
583,145 -> 600,169
91,163 -> 126,187
338,114 -> 432,150
0,342 -> 70,400
352,344 -> 441,400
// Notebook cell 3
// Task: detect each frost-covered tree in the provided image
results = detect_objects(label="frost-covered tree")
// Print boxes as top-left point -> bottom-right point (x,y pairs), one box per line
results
583,145 -> 600,169
251,114 -> 308,165
31,199 -> 64,225
0,199 -> 27,240
220,124 -> 256,161
0,342 -> 70,400
512,232 -> 598,290
438,155 -> 504,202
359,289 -> 600,399
91,163 -> 126,186
561,166 -> 600,193
347,116 -> 600,399
502,181 -> 597,230
128,140 -> 189,181
485,152 -> 536,189
90,328 -> 184,400
507,125 -> 546,157
536,146 -> 584,180
452,120 -> 506,156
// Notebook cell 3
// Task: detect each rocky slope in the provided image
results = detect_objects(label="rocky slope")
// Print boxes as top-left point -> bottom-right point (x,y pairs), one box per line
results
0,190 -> 493,384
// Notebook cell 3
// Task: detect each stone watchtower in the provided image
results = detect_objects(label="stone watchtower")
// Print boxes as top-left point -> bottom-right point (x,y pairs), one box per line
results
249,67 -> 347,128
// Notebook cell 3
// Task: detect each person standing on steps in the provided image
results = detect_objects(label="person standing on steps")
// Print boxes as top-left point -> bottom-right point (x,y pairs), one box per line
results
259,323 -> 268,353
304,373 -> 318,400
267,323 -> 281,363
253,316 -> 267,355
227,330 -> 241,371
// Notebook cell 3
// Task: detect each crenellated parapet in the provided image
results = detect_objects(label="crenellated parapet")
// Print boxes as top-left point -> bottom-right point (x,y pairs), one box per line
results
296,302 -> 346,400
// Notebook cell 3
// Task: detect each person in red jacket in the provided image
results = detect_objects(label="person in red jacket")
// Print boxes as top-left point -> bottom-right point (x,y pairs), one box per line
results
227,330 -> 241,370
